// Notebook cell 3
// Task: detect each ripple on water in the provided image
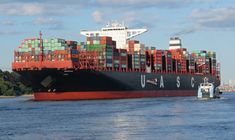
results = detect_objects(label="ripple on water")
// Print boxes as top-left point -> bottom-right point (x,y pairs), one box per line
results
0,93 -> 235,140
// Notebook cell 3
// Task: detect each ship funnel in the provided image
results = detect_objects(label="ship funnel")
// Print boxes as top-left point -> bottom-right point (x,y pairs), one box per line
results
169,37 -> 182,50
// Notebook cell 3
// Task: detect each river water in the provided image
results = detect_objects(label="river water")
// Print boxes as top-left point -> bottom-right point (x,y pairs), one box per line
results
0,93 -> 235,140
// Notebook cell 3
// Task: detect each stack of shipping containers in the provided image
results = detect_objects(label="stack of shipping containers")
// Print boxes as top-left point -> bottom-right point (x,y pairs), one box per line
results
86,36 -> 115,69
119,49 -> 128,70
13,36 -> 219,77
113,49 -> 120,69
113,49 -> 128,70
163,50 -> 172,72
14,38 -> 79,65
15,39 -> 40,62
146,47 -> 156,71
145,47 -> 173,72
170,48 -> 188,73
127,40 -> 146,71
145,48 -> 152,69
216,63 -> 221,79
153,50 -> 163,71
208,51 -> 217,75
76,42 -> 87,51
191,50 -> 210,74
188,55 -> 196,73
43,38 -> 75,62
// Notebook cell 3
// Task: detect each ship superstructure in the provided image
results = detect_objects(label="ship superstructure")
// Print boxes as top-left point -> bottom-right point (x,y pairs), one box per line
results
169,37 -> 182,50
80,22 -> 147,49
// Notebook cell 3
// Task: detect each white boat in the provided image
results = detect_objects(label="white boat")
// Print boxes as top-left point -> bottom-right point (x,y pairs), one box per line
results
197,81 -> 220,99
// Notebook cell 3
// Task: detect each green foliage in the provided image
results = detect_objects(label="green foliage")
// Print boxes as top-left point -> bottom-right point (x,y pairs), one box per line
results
0,69 -> 32,96
19,83 -> 32,95
0,83 -> 8,95
4,88 -> 15,96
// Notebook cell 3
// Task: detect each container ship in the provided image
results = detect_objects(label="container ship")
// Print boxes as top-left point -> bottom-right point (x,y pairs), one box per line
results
12,22 -> 221,101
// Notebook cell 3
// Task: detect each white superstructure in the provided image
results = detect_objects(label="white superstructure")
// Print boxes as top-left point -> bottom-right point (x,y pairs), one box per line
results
169,37 -> 182,50
80,22 -> 148,49
197,78 -> 220,99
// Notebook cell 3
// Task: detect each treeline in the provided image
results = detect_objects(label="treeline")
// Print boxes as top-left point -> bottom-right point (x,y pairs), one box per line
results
0,69 -> 32,96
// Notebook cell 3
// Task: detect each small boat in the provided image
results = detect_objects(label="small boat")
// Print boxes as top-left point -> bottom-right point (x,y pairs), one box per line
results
197,81 -> 220,99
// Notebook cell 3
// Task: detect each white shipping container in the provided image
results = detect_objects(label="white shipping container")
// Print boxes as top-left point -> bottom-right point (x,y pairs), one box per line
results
93,40 -> 100,44
126,44 -> 130,52
189,66 -> 195,69
44,39 -> 48,43
134,44 -> 140,51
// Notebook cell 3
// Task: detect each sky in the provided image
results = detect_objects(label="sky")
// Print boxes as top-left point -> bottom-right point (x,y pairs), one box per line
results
0,0 -> 235,83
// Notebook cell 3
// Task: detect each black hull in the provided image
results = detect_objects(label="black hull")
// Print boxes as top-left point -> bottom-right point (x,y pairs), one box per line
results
17,69 -> 220,93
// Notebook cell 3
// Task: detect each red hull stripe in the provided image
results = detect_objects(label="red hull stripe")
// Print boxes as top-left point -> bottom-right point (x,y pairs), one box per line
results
34,90 -> 196,101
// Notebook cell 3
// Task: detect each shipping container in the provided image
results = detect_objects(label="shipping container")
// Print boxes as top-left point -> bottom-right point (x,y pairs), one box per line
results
13,35 -> 219,76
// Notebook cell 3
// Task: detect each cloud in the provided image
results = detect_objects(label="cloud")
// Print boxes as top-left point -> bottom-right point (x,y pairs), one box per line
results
0,3 -> 64,16
0,0 -> 219,17
191,7 -> 235,28
0,0 -> 87,5
0,1 -> 90,16
33,17 -> 62,25
33,17 -> 64,30
96,0 -> 183,9
0,0 -> 222,31
120,11 -> 137,24
1,19 -> 15,25
95,0 -> 217,9
92,10 -> 104,24
115,11 -> 158,29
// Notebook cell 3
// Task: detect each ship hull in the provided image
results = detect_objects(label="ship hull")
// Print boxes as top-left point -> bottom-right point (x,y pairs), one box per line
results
34,90 -> 196,101
16,69 -> 220,101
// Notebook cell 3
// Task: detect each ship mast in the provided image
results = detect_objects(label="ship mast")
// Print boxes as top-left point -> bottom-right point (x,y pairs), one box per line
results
39,31 -> 43,62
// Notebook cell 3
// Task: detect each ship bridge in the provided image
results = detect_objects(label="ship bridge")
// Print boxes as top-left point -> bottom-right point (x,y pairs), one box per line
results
80,22 -> 148,49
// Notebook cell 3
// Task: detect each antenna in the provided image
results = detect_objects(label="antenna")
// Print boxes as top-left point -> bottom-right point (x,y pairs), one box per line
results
39,31 -> 43,62
40,31 -> 42,40
106,21 -> 110,27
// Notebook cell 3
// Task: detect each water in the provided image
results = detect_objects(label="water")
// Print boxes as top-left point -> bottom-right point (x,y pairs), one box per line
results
0,93 -> 235,140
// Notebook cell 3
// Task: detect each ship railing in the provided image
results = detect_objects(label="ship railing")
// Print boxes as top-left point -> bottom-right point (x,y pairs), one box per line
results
13,61 -> 217,77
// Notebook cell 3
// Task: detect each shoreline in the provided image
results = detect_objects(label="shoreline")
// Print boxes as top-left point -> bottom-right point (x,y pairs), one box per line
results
0,94 -> 33,99
0,96 -> 16,98
21,94 -> 33,97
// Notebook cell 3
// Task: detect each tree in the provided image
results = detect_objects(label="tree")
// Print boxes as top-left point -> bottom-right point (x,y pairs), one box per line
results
4,88 -> 15,96
0,70 -> 32,96
0,83 -> 8,96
